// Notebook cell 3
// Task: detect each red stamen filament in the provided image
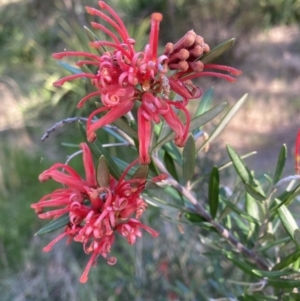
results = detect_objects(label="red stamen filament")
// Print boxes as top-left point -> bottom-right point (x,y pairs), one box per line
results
52,51 -> 102,61
53,73 -> 96,87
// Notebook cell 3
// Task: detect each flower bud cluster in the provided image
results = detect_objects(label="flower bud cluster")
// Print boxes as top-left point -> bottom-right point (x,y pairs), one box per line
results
164,30 -> 210,72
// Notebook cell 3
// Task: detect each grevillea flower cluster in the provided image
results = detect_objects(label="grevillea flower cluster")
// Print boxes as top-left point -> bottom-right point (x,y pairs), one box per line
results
31,143 -> 163,283
33,1 -> 242,283
53,1 -> 241,164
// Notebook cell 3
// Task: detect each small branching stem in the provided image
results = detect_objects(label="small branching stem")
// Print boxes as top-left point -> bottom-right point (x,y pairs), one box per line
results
153,152 -> 269,271
41,117 -> 89,141
41,117 -> 135,146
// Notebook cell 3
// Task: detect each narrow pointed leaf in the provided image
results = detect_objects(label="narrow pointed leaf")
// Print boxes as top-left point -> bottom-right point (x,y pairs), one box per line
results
153,103 -> 226,150
224,252 -> 257,277
78,122 -> 122,179
132,165 -> 148,180
164,151 -> 179,182
226,145 -> 255,186
294,229 -> 300,246
273,249 -> 300,271
245,182 -> 266,201
274,184 -> 300,211
276,199 -> 300,246
113,117 -> 138,138
163,142 -> 182,165
194,87 -> 214,117
185,212 -> 206,223
191,151 -> 257,189
96,156 -> 110,188
273,144 -> 287,184
84,26 -> 105,54
198,94 -> 248,152
257,237 -> 290,252
93,140 -> 122,180
209,167 -> 219,219
267,278 -> 300,289
35,213 -> 69,236
84,26 -> 100,42
182,135 -> 196,183
246,192 -> 262,221
57,61 -> 82,74
199,38 -> 235,64
222,199 -> 260,224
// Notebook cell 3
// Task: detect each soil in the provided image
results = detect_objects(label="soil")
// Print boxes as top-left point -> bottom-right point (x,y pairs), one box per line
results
204,25 -> 300,176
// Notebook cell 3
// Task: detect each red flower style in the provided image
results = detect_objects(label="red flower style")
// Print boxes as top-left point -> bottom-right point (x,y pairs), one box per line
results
52,1 -> 241,164
295,130 -> 300,175
31,143 -> 162,283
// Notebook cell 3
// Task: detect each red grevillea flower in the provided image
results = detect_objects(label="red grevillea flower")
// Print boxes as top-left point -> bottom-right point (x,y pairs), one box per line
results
52,1 -> 241,164
295,130 -> 300,175
31,143 -> 163,283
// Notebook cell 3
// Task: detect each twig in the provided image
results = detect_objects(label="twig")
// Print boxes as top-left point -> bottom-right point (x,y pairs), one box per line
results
41,117 -> 88,141
274,175 -> 300,188
152,151 -> 269,271
65,150 -> 83,165
41,117 -> 135,147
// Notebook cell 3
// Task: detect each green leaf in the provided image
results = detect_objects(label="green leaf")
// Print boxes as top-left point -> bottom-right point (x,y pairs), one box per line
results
224,252 -> 291,279
257,237 -> 290,252
163,142 -> 182,165
276,199 -> 300,247
222,199 -> 260,224
245,192 -> 261,239
251,269 -> 295,278
93,139 -> 122,180
224,252 -> 258,277
199,38 -> 235,64
273,144 -> 287,184
164,151 -> 179,182
218,151 -> 257,171
35,213 -> 69,236
267,278 -> 300,289
84,26 -> 105,54
275,184 -> 300,209
153,102 -> 226,150
113,117 -> 138,139
226,145 -> 255,186
246,192 -> 262,221
273,249 -> 300,271
182,135 -> 196,183
96,156 -> 110,188
132,165 -> 149,180
143,194 -> 182,210
198,94 -> 248,152
57,61 -> 82,74
294,229 -> 300,246
227,147 -> 265,202
245,182 -> 266,201
84,26 -> 99,41
162,186 -> 184,204
194,87 -> 214,117
208,167 -> 219,219
185,212 -> 206,223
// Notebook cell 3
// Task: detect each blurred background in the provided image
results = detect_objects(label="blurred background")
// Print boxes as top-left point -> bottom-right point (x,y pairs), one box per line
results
0,0 -> 300,300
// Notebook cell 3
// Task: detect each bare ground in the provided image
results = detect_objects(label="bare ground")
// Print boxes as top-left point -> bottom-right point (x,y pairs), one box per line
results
208,25 -> 300,175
